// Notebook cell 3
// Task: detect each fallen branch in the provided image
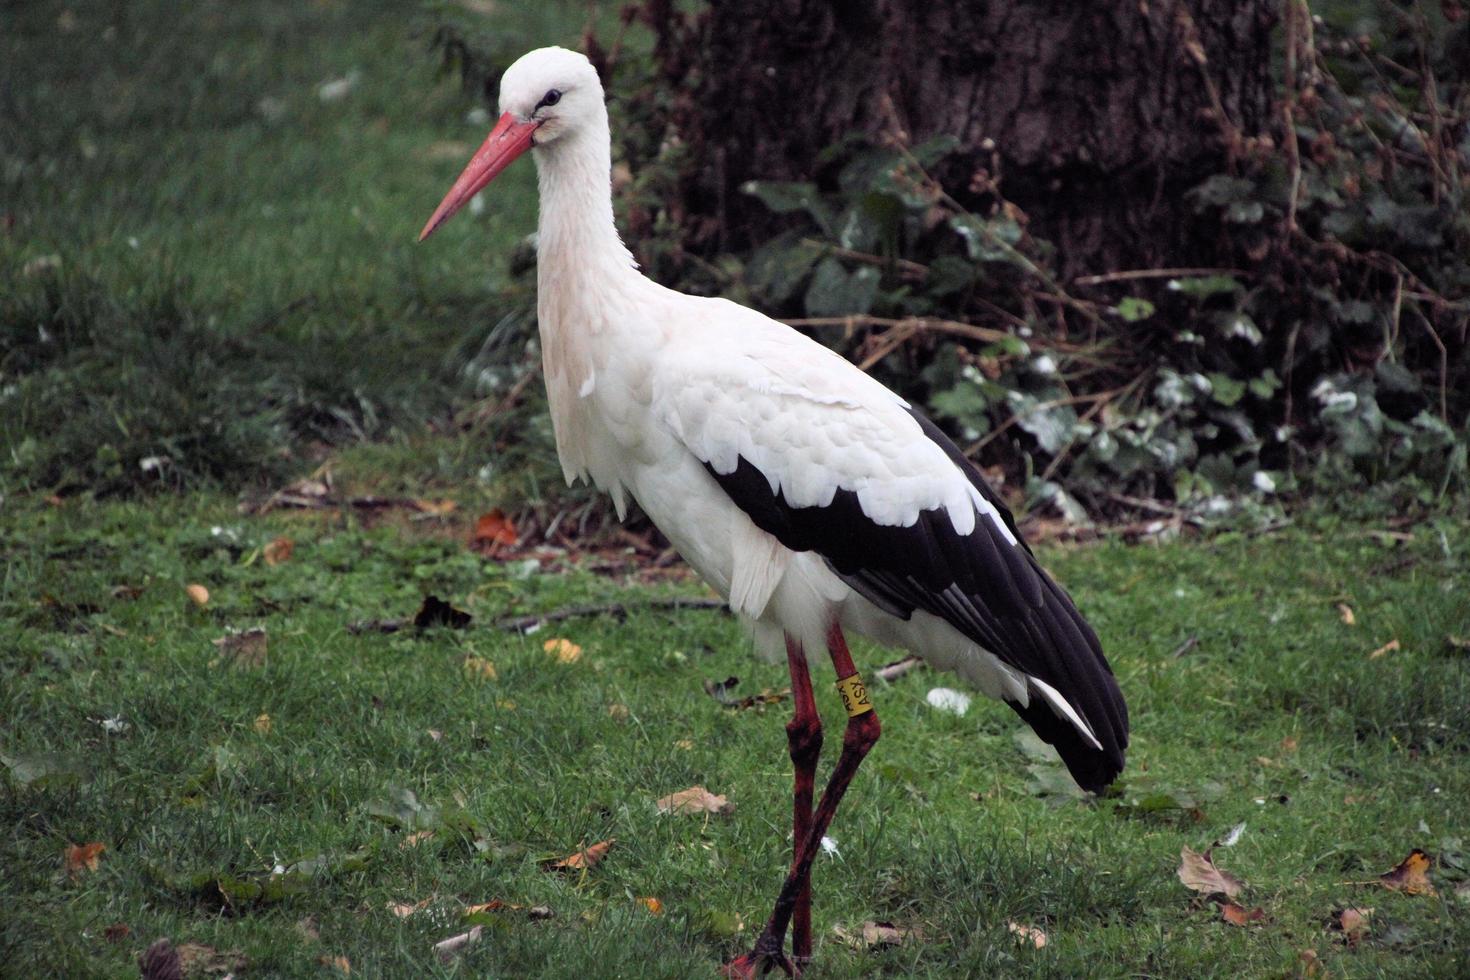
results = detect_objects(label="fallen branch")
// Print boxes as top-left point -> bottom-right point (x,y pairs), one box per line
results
495,597 -> 727,633
874,655 -> 925,682
1072,267 -> 1249,288
1169,635 -> 1200,659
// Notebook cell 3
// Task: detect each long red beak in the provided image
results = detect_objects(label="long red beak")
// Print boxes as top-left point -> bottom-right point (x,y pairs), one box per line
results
418,112 -> 539,242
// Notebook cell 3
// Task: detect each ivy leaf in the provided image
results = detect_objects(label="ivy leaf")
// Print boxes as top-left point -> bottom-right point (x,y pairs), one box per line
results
949,213 -> 1023,264
804,258 -> 879,317
1167,275 -> 1243,299
1115,296 -> 1156,322
1188,174 -> 1257,211
926,256 -> 976,296
1207,373 -> 1246,407
747,235 -> 821,304
740,181 -> 834,235
1248,369 -> 1281,399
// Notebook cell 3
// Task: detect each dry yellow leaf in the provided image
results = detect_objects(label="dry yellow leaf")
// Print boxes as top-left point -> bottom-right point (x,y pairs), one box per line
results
185,583 -> 210,606
319,954 -> 351,974
401,830 -> 436,848
1337,602 -> 1356,625
547,839 -> 614,871
1177,845 -> 1245,899
656,786 -> 734,816
607,703 -> 630,720
388,899 -> 430,918
253,713 -> 272,734
212,628 -> 268,669
639,896 -> 664,915
1220,901 -> 1266,926
543,637 -> 582,663
1331,906 -> 1373,947
674,738 -> 694,750
1368,638 -> 1401,660
833,920 -> 918,949
64,841 -> 105,874
462,656 -> 497,680
1379,849 -> 1436,895
263,536 -> 294,566
1007,920 -> 1047,948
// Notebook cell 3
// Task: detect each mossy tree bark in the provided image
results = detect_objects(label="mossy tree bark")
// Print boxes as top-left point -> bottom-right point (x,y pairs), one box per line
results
641,0 -> 1276,275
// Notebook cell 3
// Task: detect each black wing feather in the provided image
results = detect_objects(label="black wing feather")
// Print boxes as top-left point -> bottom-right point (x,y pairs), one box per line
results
704,407 -> 1128,793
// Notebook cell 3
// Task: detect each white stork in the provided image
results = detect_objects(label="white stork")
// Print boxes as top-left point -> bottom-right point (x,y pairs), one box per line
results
420,46 -> 1127,977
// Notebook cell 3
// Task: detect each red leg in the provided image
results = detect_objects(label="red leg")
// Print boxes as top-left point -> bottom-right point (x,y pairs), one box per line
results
723,624 -> 882,977
783,635 -> 821,966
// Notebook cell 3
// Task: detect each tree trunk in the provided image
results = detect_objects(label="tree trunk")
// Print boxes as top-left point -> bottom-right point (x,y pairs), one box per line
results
645,0 -> 1276,276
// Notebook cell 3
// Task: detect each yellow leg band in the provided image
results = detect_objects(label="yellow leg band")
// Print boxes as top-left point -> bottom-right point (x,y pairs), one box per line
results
835,673 -> 874,718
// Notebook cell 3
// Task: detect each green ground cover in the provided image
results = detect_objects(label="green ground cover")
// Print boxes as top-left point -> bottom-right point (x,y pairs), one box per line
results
3,2 -> 1468,976
2,497 -> 1467,976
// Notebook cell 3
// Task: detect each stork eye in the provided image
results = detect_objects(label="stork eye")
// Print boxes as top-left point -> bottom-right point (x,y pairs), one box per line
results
537,89 -> 562,110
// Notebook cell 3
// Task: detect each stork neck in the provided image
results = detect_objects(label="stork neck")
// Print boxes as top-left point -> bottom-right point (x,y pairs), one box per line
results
532,115 -> 639,291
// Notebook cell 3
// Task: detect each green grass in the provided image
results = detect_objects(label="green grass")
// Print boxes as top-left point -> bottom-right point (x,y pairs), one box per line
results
3,495 -> 1467,977
4,2 -> 1469,976
0,0 -> 592,494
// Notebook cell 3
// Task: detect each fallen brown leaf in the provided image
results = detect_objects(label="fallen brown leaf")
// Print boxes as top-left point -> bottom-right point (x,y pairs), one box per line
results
434,926 -> 483,963
262,536 -> 294,566
1337,602 -> 1356,625
253,713 -> 272,734
401,830 -> 436,848
607,703 -> 630,720
1447,634 -> 1470,653
463,899 -> 554,919
1006,920 -> 1047,948
388,898 -> 431,918
1379,848 -> 1436,895
177,943 -> 247,975
543,637 -> 582,663
1296,948 -> 1325,977
833,920 -> 918,949
413,498 -> 458,517
185,583 -> 210,607
1368,638 -> 1400,660
1329,906 -> 1373,947
472,509 -> 518,550
102,923 -> 131,943
1177,845 -> 1244,899
211,628 -> 268,668
413,595 -> 472,630
319,953 -> 351,974
138,938 -> 181,980
656,786 -> 734,816
701,675 -> 791,711
546,839 -> 614,872
462,656 -> 497,680
64,841 -> 105,875
1220,901 -> 1267,926
639,896 -> 664,915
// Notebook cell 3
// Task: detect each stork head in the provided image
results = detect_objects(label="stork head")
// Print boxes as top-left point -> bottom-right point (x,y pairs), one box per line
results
419,46 -> 602,242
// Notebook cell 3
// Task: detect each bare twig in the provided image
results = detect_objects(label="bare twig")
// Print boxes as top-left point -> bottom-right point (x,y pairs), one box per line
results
800,238 -> 930,282
966,387 -> 1129,456
784,315 -> 1018,348
1169,635 -> 1200,659
495,597 -> 727,633
874,656 -> 925,682
1072,267 -> 1248,288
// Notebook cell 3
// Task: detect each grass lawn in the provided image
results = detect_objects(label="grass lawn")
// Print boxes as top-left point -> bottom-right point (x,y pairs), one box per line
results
2,495 -> 1468,977
3,1 -> 1469,976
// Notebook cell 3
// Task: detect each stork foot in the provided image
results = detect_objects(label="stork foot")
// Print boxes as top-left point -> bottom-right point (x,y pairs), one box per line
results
720,933 -> 799,978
